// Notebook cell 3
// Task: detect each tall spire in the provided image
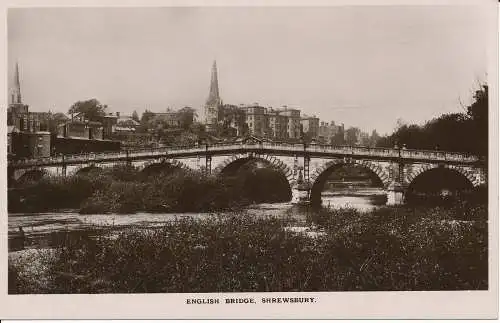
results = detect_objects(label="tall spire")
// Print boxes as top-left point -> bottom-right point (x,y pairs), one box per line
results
206,60 -> 220,106
12,62 -> 22,104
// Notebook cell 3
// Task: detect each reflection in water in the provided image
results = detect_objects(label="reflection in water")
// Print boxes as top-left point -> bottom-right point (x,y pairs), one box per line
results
321,187 -> 387,212
8,187 -> 386,252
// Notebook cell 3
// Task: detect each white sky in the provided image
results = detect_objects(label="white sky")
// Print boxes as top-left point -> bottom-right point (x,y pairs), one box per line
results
8,6 -> 491,135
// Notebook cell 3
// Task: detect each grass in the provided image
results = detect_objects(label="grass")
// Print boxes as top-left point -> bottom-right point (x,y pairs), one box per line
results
8,204 -> 488,293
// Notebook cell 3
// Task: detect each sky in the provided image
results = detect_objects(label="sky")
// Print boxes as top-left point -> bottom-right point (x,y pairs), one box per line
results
8,6 -> 491,135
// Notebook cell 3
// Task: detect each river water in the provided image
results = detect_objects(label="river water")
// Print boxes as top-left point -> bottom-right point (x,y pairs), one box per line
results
8,186 -> 387,251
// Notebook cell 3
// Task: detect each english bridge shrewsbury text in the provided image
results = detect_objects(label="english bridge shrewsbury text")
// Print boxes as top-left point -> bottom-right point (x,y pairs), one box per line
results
8,141 -> 486,205
186,297 -> 316,304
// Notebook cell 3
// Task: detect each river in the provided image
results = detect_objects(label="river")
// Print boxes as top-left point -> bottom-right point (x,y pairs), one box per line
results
8,185 -> 387,252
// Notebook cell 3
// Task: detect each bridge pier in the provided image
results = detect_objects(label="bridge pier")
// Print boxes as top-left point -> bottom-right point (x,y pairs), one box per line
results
291,185 -> 311,205
205,155 -> 212,175
290,169 -> 311,205
386,182 -> 405,205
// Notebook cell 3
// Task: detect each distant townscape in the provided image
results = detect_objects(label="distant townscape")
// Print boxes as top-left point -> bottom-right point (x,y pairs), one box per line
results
7,60 -> 380,160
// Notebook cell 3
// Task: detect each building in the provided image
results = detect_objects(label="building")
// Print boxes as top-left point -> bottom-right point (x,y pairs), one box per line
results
151,107 -> 194,130
220,104 -> 247,137
107,112 -> 139,133
7,63 -> 51,159
26,131 -> 51,158
57,112 -> 104,140
301,115 -> 320,140
278,106 -> 301,139
96,113 -> 119,139
200,61 -> 330,142
318,121 -> 344,144
52,137 -> 121,155
8,128 -> 51,159
8,63 -> 121,157
8,126 -> 19,157
245,104 -> 267,137
204,61 -> 222,133
266,108 -> 288,140
153,111 -> 181,128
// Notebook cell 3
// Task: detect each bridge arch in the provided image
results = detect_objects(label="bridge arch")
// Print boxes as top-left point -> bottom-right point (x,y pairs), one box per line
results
310,158 -> 392,188
405,164 -> 479,189
75,165 -> 103,176
213,153 -> 294,186
309,158 -> 391,205
140,158 -> 192,175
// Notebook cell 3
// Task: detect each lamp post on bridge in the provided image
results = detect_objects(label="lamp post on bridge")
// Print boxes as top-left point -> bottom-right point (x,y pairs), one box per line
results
61,154 -> 67,177
205,143 -> 211,175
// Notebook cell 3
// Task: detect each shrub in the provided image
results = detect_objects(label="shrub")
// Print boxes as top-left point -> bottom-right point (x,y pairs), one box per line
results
22,206 -> 487,294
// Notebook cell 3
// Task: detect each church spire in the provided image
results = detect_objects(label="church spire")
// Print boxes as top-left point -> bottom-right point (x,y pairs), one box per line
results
206,60 -> 220,106
12,62 -> 22,104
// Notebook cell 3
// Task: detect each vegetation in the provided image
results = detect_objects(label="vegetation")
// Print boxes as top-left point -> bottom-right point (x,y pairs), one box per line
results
68,98 -> 108,121
9,164 -> 292,214
131,110 -> 140,122
377,84 -> 488,157
9,205 -> 487,293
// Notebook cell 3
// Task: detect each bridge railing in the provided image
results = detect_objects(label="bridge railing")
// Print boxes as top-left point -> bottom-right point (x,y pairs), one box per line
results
9,142 -> 480,167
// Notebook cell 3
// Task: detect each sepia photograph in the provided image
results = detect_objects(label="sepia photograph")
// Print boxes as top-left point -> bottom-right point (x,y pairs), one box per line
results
2,0 -> 498,319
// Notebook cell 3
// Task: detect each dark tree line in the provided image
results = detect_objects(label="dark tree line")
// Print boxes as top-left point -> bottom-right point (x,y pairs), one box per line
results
377,84 -> 488,157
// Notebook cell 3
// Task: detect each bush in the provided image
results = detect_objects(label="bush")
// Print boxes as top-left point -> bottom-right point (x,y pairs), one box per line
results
9,164 -> 293,214
17,206 -> 486,294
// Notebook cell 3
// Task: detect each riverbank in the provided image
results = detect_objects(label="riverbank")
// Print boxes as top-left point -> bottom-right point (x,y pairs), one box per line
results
9,204 -> 488,293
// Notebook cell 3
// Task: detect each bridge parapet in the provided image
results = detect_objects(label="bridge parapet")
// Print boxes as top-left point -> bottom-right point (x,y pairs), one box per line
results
8,142 -> 481,168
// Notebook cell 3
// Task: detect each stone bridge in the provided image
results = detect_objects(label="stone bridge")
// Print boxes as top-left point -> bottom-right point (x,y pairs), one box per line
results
8,142 -> 487,205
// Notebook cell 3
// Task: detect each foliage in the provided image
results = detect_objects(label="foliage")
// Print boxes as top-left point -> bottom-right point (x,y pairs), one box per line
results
330,127 -> 345,145
131,110 -> 140,122
117,119 -> 139,128
40,112 -> 69,134
467,85 -> 488,157
9,163 -> 292,214
377,84 -> 488,156
9,248 -> 58,294
178,107 -> 196,130
68,99 -> 107,121
8,205 -> 487,293
135,110 -> 154,133
9,175 -> 96,213
344,127 -> 360,146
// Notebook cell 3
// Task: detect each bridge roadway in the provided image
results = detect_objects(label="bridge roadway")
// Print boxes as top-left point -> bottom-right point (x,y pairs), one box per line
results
8,142 -> 481,168
9,142 -> 486,205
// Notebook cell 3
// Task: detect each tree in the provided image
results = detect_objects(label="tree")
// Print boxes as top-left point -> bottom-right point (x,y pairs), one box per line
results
345,127 -> 360,146
189,122 -> 207,144
375,82 -> 488,156
132,110 -> 140,122
68,99 -> 107,121
467,84 -> 488,157
49,112 -> 69,134
136,110 -> 155,133
141,110 -> 155,125
178,107 -> 196,130
369,129 -> 381,147
359,131 -> 371,147
331,127 -> 345,145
